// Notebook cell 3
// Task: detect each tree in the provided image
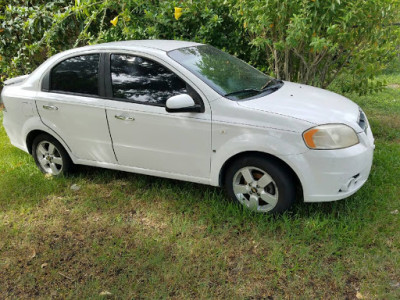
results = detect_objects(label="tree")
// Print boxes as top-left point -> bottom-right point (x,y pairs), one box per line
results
1,0 -> 399,94
232,0 -> 400,94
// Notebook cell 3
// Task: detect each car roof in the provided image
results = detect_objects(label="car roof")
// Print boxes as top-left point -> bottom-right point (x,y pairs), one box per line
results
85,40 -> 203,52
25,40 -> 204,87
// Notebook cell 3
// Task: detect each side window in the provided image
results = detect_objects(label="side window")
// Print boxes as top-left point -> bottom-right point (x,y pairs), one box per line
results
50,54 -> 100,96
110,54 -> 191,106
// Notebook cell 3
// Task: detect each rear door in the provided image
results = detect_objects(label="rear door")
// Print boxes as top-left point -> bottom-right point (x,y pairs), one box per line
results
36,53 -> 117,163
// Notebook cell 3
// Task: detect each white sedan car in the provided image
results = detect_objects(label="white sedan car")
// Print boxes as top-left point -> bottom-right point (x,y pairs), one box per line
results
1,40 -> 375,213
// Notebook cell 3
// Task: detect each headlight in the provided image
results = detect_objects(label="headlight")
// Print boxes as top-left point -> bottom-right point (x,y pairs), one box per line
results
303,124 -> 359,149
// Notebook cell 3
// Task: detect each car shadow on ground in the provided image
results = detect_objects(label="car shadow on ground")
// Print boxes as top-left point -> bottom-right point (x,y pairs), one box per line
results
67,164 -> 364,221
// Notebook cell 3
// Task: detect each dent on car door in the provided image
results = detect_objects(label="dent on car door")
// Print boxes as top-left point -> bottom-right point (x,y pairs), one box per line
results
104,54 -> 212,179
36,54 -> 117,163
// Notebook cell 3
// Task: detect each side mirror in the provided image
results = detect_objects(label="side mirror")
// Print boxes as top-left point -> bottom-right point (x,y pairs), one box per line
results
166,94 -> 202,113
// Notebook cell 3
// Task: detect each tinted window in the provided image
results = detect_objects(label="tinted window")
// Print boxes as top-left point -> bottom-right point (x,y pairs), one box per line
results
110,54 -> 187,106
50,54 -> 99,95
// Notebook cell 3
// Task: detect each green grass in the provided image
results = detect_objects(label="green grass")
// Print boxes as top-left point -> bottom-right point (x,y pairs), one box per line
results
1,73 -> 400,299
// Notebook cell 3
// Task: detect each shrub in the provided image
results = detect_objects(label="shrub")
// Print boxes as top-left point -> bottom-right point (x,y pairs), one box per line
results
0,0 -> 246,82
0,0 -> 78,80
91,0 -> 246,55
1,0 -> 399,94
232,0 -> 400,94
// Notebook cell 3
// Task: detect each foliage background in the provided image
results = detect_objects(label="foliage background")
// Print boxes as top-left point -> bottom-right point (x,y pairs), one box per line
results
0,0 -> 399,94
1,2 -> 400,298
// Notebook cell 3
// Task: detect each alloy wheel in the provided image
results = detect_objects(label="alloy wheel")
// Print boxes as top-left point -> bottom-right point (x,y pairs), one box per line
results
232,166 -> 279,212
36,140 -> 64,175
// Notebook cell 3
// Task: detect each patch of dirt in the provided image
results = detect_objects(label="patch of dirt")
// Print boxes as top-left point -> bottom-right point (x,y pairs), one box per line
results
387,84 -> 400,89
372,113 -> 400,131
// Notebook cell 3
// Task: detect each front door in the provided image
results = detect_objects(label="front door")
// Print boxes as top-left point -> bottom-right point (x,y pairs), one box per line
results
104,54 -> 211,179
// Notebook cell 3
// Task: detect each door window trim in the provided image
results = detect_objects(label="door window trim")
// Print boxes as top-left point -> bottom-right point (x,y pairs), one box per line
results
40,50 -> 206,113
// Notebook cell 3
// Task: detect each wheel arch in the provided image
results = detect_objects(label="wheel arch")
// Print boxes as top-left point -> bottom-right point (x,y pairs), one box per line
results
26,129 -> 72,159
26,130 -> 46,154
218,151 -> 303,201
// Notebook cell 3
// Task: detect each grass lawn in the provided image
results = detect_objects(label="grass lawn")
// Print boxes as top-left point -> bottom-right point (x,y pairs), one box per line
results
0,71 -> 399,299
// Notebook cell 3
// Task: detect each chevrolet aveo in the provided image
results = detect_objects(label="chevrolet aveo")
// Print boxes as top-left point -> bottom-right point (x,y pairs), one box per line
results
1,40 -> 375,213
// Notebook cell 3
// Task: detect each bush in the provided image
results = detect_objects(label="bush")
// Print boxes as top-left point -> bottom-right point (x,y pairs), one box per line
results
1,0 -> 399,94
0,0 -> 247,82
92,0 -> 247,55
232,0 -> 400,94
0,0 -> 77,80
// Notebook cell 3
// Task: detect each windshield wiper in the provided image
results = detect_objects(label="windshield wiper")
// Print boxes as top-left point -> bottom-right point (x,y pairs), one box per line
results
224,88 -> 261,97
261,78 -> 283,90
224,79 -> 284,98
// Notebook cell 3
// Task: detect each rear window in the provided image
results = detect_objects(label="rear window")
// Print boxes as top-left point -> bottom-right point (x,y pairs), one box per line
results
50,54 -> 100,96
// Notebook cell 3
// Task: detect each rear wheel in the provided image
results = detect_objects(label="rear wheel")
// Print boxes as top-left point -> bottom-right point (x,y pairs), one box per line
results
224,156 -> 296,213
32,134 -> 71,176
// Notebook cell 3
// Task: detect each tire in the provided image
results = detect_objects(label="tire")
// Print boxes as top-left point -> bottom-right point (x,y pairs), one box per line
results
224,156 -> 296,213
32,134 -> 72,176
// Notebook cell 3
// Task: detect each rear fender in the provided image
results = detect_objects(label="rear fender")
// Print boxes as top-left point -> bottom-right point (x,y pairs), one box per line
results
21,117 -> 76,161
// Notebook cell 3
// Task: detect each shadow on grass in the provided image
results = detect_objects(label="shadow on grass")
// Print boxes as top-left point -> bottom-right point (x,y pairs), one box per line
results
0,143 -> 386,238
65,164 -> 375,223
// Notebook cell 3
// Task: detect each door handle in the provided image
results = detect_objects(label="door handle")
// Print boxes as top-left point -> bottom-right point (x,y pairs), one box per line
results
43,105 -> 58,111
115,115 -> 135,121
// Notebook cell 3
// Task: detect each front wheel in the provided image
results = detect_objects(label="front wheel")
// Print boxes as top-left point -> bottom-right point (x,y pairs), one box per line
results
32,134 -> 72,176
224,156 -> 296,213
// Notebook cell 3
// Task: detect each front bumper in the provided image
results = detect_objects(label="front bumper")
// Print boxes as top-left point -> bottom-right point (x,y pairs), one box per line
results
286,125 -> 374,203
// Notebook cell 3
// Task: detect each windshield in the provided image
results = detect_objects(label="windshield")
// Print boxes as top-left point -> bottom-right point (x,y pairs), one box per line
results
168,45 -> 280,100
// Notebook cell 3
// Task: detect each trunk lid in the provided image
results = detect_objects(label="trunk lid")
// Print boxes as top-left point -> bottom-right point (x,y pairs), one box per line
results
4,74 -> 30,86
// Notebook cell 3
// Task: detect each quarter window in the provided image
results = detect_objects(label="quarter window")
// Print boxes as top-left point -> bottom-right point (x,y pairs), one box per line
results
110,54 -> 188,106
50,54 -> 100,95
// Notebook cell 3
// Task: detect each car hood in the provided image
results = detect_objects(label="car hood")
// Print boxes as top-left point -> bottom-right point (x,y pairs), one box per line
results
237,81 -> 361,131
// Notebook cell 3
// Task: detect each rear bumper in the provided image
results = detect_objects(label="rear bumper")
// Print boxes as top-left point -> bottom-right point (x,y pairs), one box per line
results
284,127 -> 374,203
2,112 -> 29,153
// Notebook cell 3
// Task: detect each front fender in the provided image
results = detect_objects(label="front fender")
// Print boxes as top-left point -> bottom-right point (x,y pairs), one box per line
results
210,128 -> 309,186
